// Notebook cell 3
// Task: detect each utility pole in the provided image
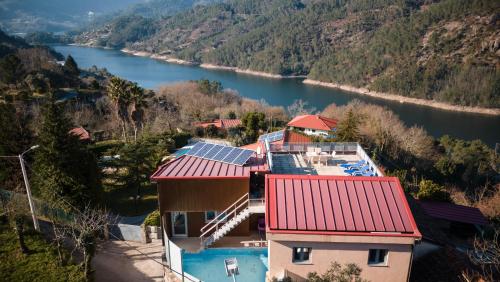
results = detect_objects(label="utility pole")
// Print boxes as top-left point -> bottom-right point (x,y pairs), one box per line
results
19,153 -> 40,231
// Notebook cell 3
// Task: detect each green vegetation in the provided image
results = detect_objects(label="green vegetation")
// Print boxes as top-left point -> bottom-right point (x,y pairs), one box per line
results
78,0 -> 500,108
0,221 -> 84,282
416,179 -> 450,202
33,96 -> 101,211
307,262 -> 368,282
335,109 -> 361,142
143,210 -> 161,226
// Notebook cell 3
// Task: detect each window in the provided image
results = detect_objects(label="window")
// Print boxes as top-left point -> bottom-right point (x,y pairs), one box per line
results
204,211 -> 226,223
293,247 -> 312,263
368,249 -> 388,266
205,211 -> 217,222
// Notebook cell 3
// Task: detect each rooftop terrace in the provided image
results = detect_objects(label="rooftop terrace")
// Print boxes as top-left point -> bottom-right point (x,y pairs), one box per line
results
266,142 -> 383,177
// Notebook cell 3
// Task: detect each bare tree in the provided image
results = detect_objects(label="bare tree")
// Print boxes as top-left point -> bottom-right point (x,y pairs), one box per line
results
287,99 -> 316,117
69,205 -> 112,279
467,231 -> 500,281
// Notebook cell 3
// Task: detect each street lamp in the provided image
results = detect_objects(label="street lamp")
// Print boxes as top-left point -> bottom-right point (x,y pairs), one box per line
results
1,145 -> 40,231
19,145 -> 40,231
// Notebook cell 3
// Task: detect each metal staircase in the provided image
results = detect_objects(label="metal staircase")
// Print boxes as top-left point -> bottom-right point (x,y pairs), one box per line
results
200,193 -> 264,248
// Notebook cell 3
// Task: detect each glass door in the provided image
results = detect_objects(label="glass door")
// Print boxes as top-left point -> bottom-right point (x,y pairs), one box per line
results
171,212 -> 188,237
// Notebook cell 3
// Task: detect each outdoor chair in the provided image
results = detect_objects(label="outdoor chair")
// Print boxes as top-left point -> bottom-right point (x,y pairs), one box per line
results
340,160 -> 365,169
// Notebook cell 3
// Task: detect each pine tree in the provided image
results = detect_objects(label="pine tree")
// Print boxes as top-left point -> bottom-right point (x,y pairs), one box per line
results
63,55 -> 79,76
336,109 -> 361,142
33,96 -> 100,211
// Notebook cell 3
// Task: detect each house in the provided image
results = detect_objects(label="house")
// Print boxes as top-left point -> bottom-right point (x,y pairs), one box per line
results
151,137 -> 419,282
287,114 -> 338,138
194,119 -> 242,131
266,174 -> 421,282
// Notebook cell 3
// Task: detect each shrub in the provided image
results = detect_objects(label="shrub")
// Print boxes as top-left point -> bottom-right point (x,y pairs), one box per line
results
417,179 -> 450,202
172,132 -> 191,148
143,210 -> 160,226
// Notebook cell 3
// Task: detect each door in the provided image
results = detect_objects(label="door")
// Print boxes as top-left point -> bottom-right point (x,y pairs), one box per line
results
171,212 -> 188,237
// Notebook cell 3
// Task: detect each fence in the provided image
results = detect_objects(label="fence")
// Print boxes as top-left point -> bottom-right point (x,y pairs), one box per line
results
0,188 -> 73,223
269,142 -> 359,154
163,225 -> 201,282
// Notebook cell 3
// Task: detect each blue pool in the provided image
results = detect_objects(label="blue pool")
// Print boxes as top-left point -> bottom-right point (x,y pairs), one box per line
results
183,248 -> 268,282
174,146 -> 193,157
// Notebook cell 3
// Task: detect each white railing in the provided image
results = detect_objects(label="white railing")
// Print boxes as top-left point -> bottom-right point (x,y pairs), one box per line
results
199,193 -> 250,241
269,142 -> 358,153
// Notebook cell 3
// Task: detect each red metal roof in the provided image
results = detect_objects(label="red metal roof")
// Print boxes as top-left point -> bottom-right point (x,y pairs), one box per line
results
194,119 -> 241,129
418,201 -> 489,226
287,115 -> 338,131
266,175 -> 421,238
151,155 -> 251,179
283,130 -> 312,143
69,127 -> 90,140
220,119 -> 242,129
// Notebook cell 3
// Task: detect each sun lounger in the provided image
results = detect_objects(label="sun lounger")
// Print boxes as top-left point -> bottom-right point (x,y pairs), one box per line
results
340,160 -> 365,169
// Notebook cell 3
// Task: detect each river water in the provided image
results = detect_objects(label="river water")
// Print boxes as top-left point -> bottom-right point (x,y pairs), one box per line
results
53,45 -> 500,146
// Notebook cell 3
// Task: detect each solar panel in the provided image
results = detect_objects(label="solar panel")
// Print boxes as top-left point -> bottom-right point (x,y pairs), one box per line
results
193,143 -> 214,157
213,146 -> 233,161
258,130 -> 284,143
183,142 -> 255,166
222,148 -> 242,163
186,142 -> 205,156
203,144 -> 224,159
232,150 -> 254,165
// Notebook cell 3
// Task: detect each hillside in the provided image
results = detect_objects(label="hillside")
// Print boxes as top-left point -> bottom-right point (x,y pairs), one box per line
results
75,0 -> 500,108
0,0 -> 146,33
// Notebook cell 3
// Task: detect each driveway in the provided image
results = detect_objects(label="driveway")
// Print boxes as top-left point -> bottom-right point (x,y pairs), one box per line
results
93,239 -> 164,282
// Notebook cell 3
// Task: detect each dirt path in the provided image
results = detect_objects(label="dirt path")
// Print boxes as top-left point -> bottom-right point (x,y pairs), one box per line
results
93,240 -> 164,282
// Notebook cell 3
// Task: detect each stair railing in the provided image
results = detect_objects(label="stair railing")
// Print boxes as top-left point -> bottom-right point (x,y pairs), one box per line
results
199,193 -> 249,245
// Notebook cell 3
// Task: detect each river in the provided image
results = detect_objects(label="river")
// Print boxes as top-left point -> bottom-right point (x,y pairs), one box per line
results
53,45 -> 500,146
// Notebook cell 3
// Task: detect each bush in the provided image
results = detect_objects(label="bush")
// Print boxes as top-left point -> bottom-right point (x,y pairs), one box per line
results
172,132 -> 191,148
143,210 -> 160,226
417,179 -> 450,202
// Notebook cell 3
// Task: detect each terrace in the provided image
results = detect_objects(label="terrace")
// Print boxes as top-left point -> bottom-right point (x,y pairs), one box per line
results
266,142 -> 383,177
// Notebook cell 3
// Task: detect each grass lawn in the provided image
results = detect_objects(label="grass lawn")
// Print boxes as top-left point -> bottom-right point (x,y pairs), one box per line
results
0,221 -> 84,282
102,184 -> 158,217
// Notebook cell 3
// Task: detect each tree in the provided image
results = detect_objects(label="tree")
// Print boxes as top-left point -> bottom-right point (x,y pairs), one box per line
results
336,109 -> 361,142
129,83 -> 146,142
63,55 -> 79,76
287,99 -> 316,117
416,179 -> 450,202
5,188 -> 30,254
69,205 -> 111,279
107,76 -> 131,142
33,96 -> 100,211
241,112 -> 267,143
307,262 -> 369,282
227,111 -> 237,119
197,79 -> 222,95
0,54 -> 24,84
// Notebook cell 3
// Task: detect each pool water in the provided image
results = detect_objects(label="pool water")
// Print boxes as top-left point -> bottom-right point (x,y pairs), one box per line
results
174,146 -> 193,157
183,248 -> 268,282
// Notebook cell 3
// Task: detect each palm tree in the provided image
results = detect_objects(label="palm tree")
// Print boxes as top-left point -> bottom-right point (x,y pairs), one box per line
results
107,77 -> 131,142
129,83 -> 146,142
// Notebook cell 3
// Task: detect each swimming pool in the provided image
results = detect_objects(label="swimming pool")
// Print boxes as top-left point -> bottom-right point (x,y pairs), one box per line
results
174,146 -> 193,157
182,248 -> 268,282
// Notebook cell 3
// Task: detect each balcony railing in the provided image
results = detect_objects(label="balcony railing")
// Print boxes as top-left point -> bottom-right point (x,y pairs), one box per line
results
269,142 -> 358,154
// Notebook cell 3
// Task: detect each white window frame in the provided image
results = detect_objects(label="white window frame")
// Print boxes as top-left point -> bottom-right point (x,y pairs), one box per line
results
292,247 -> 312,264
368,249 -> 389,266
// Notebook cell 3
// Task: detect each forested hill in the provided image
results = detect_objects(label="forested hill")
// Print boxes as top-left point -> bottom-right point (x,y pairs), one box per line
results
75,0 -> 500,108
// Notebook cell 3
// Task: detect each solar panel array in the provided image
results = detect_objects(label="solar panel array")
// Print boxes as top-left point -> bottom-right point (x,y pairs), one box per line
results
185,142 -> 255,166
258,130 -> 284,143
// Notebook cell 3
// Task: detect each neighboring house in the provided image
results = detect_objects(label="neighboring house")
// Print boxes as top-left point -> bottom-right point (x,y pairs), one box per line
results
266,175 -> 421,282
69,126 -> 91,143
151,128 -> 419,282
194,119 -> 242,131
287,115 -> 338,138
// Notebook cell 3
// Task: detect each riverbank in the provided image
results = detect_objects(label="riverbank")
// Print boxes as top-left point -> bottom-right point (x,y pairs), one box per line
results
121,48 -> 197,66
80,46 -> 499,116
200,63 -> 307,79
303,79 -> 500,116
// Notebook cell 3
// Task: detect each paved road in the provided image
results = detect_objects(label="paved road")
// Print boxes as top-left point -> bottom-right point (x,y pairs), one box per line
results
93,240 -> 164,282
